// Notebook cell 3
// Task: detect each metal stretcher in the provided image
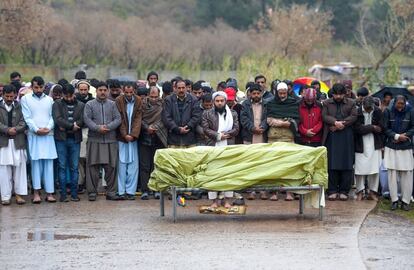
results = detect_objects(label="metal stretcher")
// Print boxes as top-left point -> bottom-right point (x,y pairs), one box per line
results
159,185 -> 324,222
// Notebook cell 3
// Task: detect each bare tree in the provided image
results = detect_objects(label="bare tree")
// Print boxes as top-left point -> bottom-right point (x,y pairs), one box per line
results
38,15 -> 76,66
253,5 -> 332,64
357,0 -> 414,86
0,0 -> 49,50
1,2 -> 335,71
72,12 -> 117,65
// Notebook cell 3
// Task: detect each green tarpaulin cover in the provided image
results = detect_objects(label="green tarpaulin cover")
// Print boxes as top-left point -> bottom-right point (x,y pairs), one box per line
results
149,142 -> 328,192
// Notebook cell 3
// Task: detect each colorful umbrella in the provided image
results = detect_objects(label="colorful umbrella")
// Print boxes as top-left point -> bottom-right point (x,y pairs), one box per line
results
293,77 -> 330,95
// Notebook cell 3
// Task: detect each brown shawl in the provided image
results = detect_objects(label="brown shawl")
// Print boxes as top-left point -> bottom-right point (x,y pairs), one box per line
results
142,97 -> 168,147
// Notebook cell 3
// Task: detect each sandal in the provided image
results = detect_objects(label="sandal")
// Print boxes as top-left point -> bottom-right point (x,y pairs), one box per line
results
32,198 -> 42,204
247,192 -> 256,200
339,194 -> 349,201
260,191 -> 269,200
270,194 -> 278,201
45,196 -> 57,203
223,202 -> 232,209
368,191 -> 378,202
356,192 -> 363,201
285,192 -> 294,201
15,195 -> 26,205
328,193 -> 338,201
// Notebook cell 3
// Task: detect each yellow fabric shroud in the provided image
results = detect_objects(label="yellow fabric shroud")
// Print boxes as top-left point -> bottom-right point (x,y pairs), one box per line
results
149,142 -> 328,194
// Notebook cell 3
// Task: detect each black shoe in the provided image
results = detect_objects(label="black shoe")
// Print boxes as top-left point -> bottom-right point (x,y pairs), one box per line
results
71,196 -> 80,202
391,201 -> 399,211
78,185 -> 85,194
118,194 -> 126,200
190,192 -> 203,200
106,194 -> 121,201
401,202 -> 410,211
126,194 -> 136,200
59,196 -> 69,203
88,193 -> 97,201
233,198 -> 245,206
141,192 -> 149,200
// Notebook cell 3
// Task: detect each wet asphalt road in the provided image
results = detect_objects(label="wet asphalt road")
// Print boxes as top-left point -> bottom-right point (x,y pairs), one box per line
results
359,210 -> 414,270
0,195 -> 400,270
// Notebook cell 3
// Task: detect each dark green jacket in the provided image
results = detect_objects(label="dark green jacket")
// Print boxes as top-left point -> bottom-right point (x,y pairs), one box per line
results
0,102 -> 27,149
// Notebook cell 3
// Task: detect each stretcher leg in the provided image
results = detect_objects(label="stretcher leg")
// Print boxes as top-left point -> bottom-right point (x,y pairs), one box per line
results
299,194 -> 304,215
172,186 -> 177,223
160,191 -> 165,217
319,185 -> 324,221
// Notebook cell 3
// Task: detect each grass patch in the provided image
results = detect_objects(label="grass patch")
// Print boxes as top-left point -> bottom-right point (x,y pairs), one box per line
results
377,198 -> 414,222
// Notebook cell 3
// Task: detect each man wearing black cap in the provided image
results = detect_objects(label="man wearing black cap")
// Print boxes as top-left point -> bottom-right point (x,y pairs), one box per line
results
322,83 -> 357,201
356,87 -> 369,107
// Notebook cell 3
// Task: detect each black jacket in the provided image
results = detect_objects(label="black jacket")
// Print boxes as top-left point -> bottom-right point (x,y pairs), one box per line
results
162,93 -> 202,146
231,103 -> 244,144
240,99 -> 268,143
52,99 -> 85,143
262,91 -> 274,103
383,107 -> 414,150
354,106 -> 384,153
76,93 -> 94,104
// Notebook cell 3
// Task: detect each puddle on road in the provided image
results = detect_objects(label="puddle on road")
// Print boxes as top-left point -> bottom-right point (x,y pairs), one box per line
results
27,231 -> 91,241
1,231 -> 92,241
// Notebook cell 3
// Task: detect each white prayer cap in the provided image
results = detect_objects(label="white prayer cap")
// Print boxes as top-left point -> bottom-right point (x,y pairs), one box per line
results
212,91 -> 227,101
277,82 -> 288,91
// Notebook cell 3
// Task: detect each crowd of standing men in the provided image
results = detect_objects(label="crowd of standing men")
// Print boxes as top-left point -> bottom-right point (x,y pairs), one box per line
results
0,70 -> 413,211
